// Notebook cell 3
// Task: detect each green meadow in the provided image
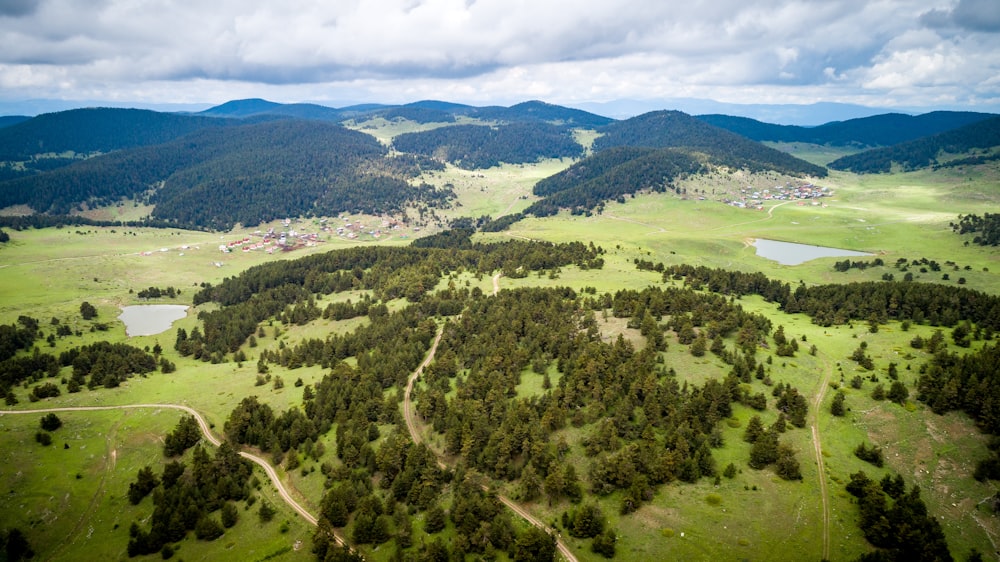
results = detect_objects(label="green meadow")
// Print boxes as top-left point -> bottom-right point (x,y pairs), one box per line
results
1,157 -> 998,561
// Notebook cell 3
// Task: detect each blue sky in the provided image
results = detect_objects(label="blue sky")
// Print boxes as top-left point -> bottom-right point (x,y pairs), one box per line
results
0,0 -> 998,115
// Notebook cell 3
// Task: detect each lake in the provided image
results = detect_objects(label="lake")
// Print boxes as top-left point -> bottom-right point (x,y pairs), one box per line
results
753,239 -> 873,266
118,304 -> 189,337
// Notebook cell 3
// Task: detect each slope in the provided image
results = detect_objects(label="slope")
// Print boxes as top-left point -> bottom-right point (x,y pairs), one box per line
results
0,119 -> 451,229
0,108 -> 233,161
595,110 -> 827,177
828,115 -> 1000,173
699,111 -> 996,147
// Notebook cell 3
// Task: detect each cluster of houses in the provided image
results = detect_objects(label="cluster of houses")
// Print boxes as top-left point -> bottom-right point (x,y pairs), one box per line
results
217,226 -> 321,255
332,216 -> 404,240
723,182 -> 832,210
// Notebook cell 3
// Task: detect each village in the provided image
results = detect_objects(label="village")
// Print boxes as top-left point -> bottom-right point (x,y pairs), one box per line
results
722,181 -> 832,210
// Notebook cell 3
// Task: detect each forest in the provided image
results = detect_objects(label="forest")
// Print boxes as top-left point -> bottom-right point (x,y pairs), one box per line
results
592,110 -> 828,177
829,115 -> 1000,173
391,122 -> 584,170
0,119 -> 452,228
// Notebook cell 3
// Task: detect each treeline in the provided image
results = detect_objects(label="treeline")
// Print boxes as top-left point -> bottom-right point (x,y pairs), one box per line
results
126,443 -> 254,557
136,286 -> 179,299
1,338 -> 165,404
660,264 -> 1000,330
392,122 -> 584,170
0,213 -> 203,232
952,213 -> 1000,247
188,241 -> 603,357
526,147 -> 703,217
829,115 -> 1000,173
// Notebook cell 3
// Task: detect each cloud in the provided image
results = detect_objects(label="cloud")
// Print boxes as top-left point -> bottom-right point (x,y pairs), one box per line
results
0,0 -> 39,17
0,0 -> 997,112
922,0 -> 1000,33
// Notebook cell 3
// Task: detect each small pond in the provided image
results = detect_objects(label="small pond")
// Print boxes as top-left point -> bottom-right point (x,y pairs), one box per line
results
118,304 -> 189,337
753,238 -> 873,266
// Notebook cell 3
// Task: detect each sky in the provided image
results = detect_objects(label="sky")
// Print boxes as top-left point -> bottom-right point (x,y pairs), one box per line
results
1,0 -> 999,118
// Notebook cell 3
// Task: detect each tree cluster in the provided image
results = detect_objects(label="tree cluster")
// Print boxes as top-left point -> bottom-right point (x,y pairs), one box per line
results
126,443 -> 253,557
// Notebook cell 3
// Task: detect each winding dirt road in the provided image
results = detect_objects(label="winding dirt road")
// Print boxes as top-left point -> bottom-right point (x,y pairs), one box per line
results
403,321 -> 578,562
0,403 -> 338,544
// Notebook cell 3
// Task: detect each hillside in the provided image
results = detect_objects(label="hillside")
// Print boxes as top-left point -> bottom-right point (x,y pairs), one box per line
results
828,115 -> 1000,173
0,108 -> 232,162
196,98 -> 346,121
526,146 -> 703,216
471,100 -> 615,127
594,110 -> 827,177
0,119 -> 451,228
699,111 -> 996,147
392,121 -> 584,169
0,116 -> 29,129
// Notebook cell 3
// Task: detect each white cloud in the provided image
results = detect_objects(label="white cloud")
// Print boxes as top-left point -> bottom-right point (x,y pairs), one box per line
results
0,0 -> 996,112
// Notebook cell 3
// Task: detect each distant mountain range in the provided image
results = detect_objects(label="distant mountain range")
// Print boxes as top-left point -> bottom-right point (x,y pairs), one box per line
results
0,99 -> 997,229
697,111 -> 996,148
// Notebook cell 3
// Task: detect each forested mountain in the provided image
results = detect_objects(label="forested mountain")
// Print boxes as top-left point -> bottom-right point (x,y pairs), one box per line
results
0,116 -> 29,129
828,115 -> 1000,173
526,147 -> 703,216
392,122 -> 584,169
0,119 -> 451,229
471,100 -> 614,127
196,98 -> 346,121
0,108 -> 232,161
594,110 -> 827,177
699,111 -> 995,147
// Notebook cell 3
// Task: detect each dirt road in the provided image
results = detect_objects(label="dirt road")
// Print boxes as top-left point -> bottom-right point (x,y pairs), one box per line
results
810,359 -> 833,560
0,403 -> 339,544
402,323 -> 577,562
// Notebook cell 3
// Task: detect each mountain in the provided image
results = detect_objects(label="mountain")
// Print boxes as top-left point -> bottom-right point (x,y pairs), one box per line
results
0,108 -> 232,162
574,98 -> 899,125
0,119 -> 450,229
828,115 -> 1000,173
525,147 -> 703,217
470,100 -> 614,128
392,122 -> 584,169
698,111 -> 997,147
197,98 -> 346,121
0,116 -> 30,129
594,110 -> 827,177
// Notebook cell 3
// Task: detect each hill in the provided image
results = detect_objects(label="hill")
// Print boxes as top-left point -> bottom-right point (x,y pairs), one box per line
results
471,100 -> 614,127
0,119 -> 451,229
0,108 -> 232,162
699,111 -> 996,147
0,116 -> 30,129
526,146 -> 703,216
828,115 -> 1000,173
594,110 -> 827,177
392,121 -> 584,169
197,98 -> 346,121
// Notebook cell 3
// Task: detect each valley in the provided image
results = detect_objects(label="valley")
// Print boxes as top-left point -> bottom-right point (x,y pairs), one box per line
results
0,103 -> 998,562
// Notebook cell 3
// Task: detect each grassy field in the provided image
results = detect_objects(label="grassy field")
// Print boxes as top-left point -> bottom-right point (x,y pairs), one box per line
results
1,156 -> 999,561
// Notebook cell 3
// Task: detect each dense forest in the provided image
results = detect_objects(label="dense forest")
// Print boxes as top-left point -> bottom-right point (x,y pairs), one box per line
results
0,119 -> 452,229
699,111 -> 996,147
592,110 -> 828,177
0,107 -> 233,163
392,122 -> 584,169
828,115 -> 1000,173
526,147 -> 703,216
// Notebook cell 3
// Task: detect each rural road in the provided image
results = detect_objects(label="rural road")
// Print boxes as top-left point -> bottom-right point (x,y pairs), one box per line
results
402,318 -> 578,562
0,403 -> 342,545
810,357 -> 834,560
